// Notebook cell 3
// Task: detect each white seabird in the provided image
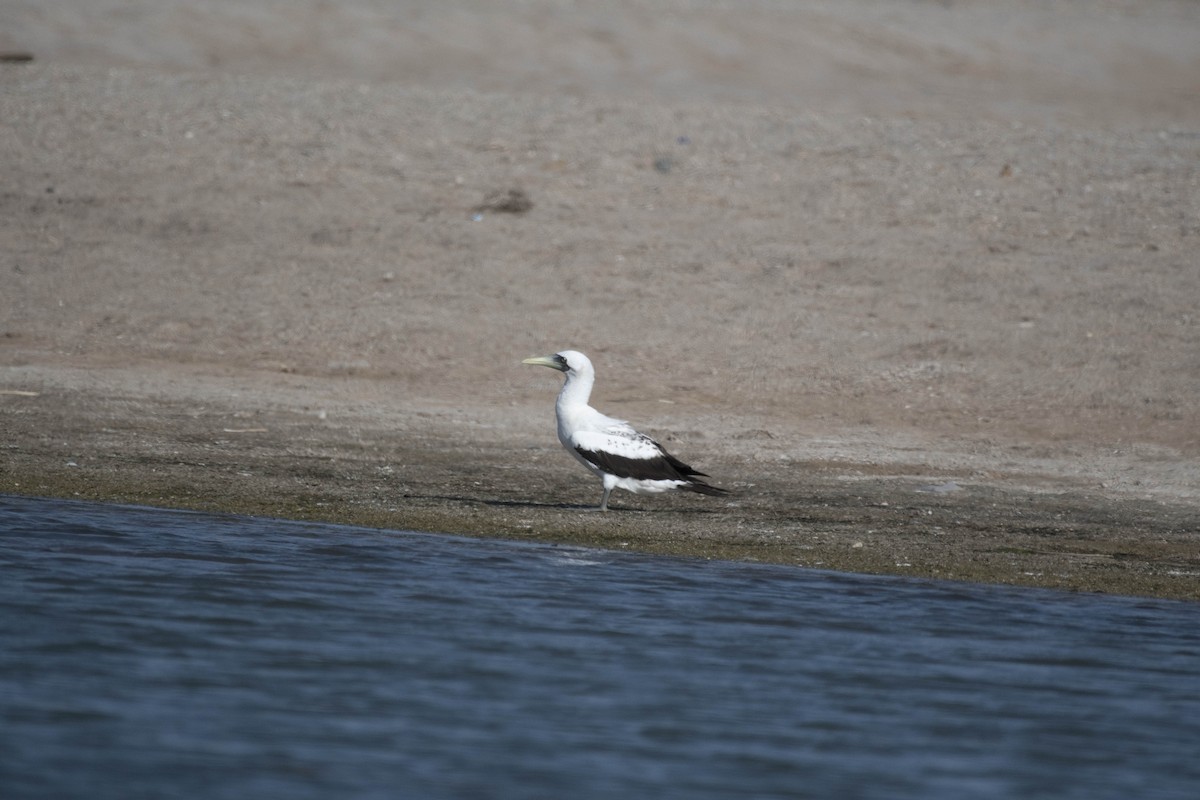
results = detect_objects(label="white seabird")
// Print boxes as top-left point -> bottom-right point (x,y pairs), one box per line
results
522,350 -> 728,511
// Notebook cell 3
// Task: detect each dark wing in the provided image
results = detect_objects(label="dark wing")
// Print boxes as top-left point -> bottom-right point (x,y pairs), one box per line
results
571,430 -> 724,494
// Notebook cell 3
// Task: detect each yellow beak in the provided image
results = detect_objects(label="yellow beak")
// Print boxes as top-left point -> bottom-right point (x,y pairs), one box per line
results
522,355 -> 566,371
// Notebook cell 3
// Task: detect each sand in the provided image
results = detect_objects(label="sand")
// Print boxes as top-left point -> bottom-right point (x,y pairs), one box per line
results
2,0 -> 1198,599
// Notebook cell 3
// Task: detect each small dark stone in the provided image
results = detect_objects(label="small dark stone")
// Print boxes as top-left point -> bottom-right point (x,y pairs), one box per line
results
475,189 -> 533,214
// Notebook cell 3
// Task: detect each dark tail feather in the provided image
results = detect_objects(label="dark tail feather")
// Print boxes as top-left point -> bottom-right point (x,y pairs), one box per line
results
661,452 -> 728,496
683,478 -> 729,496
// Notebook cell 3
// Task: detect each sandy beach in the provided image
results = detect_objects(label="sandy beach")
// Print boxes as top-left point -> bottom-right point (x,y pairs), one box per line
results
2,0 -> 1198,599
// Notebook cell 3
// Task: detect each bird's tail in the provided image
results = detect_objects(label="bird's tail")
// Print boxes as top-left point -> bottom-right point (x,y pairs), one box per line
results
663,452 -> 729,496
683,478 -> 729,496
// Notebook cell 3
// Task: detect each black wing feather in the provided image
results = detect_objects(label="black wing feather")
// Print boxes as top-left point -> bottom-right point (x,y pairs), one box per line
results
574,444 -> 728,495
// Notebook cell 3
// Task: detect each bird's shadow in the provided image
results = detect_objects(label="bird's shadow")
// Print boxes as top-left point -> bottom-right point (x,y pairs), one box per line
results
403,493 -> 596,511
402,493 -> 722,514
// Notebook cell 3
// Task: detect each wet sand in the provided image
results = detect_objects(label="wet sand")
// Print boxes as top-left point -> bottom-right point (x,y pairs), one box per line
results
2,1 -> 1198,599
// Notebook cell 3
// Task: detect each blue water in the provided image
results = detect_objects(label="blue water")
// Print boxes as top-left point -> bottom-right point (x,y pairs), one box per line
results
1,495 -> 1198,800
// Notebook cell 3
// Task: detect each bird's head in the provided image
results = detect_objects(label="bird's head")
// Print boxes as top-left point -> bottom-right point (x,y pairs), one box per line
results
522,350 -> 592,377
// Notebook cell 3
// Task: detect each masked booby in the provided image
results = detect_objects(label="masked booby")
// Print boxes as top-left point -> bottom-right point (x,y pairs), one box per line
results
522,350 -> 728,511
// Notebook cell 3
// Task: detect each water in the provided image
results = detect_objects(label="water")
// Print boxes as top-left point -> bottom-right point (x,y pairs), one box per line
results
1,495 -> 1198,800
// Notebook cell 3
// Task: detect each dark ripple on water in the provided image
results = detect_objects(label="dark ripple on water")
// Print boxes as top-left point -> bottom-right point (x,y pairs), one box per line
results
2,494 -> 1199,800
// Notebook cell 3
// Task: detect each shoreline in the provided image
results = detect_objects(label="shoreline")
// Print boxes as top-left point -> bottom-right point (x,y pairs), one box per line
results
4,362 -> 1197,602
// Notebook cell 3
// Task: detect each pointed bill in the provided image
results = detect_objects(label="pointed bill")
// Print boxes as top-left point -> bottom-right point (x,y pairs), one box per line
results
522,354 -> 568,371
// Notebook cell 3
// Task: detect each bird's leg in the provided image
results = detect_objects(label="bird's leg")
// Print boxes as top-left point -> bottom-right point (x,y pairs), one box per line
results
597,486 -> 611,512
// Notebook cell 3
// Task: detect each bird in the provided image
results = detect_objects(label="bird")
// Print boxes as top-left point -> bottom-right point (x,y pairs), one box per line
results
522,350 -> 727,511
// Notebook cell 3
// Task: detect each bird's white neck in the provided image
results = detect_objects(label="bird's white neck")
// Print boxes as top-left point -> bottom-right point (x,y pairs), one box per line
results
556,368 -> 594,413
555,368 -> 597,443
